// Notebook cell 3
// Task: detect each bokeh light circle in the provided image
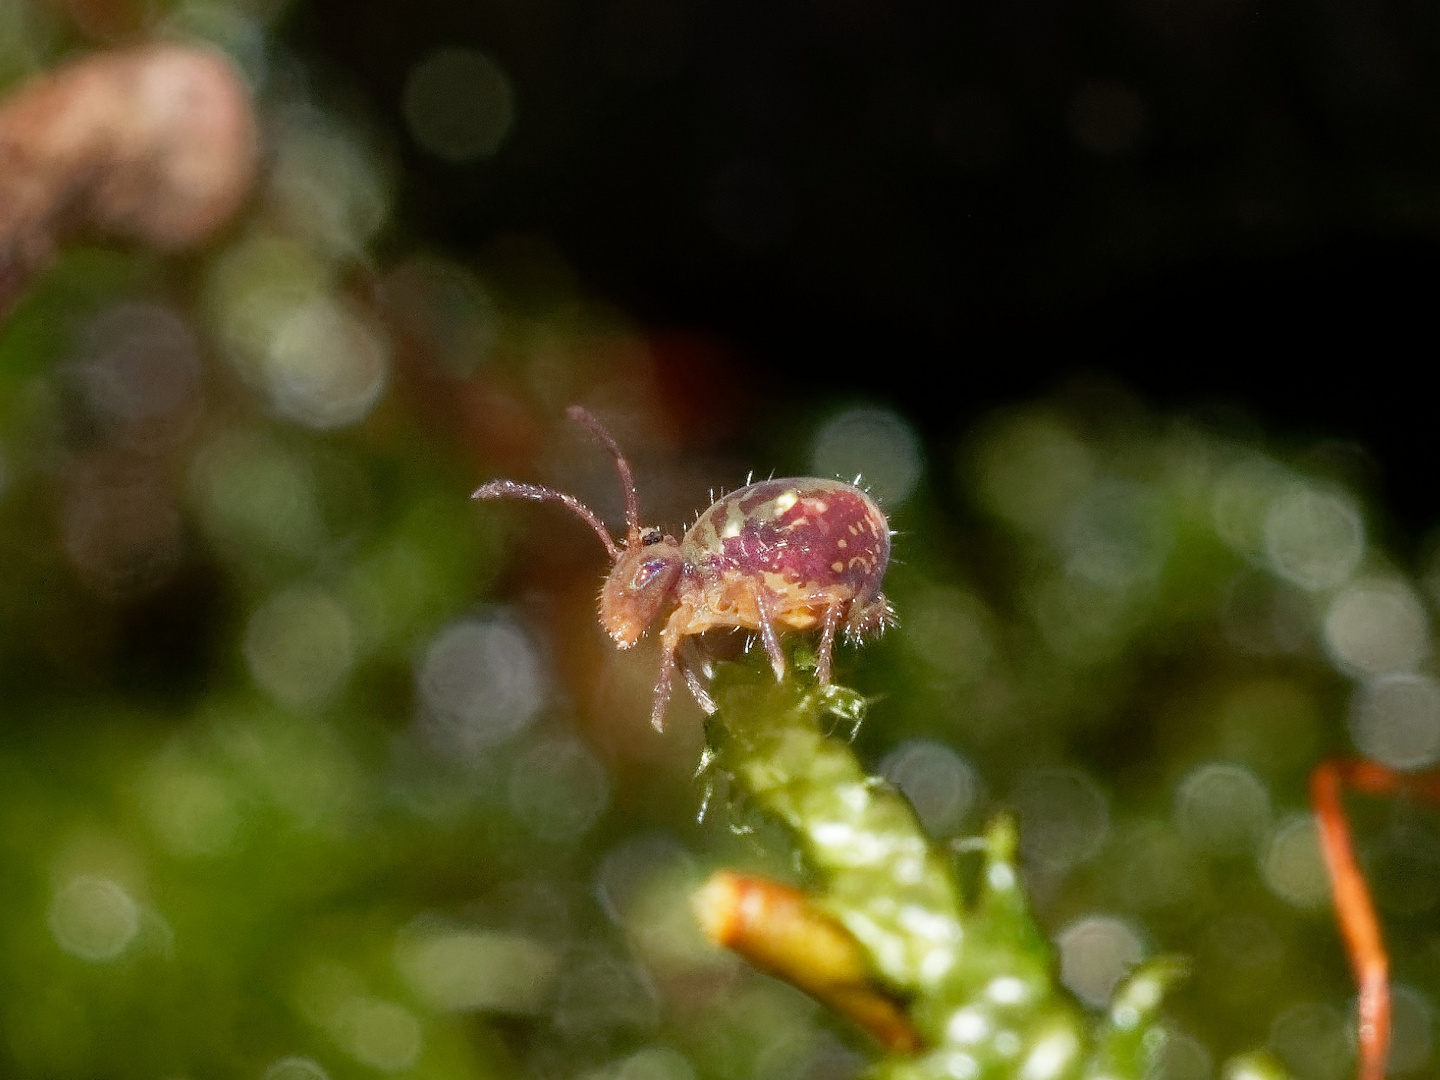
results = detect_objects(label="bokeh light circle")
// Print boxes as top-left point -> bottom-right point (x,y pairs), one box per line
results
418,615 -> 545,756
244,585 -> 356,711
338,998 -> 423,1071
1263,485 -> 1364,592
880,739 -> 978,836
1261,813 -> 1331,909
1055,914 -> 1144,1007
1150,1031 -> 1212,1080
262,1059 -> 329,1080
615,1046 -> 697,1080
971,413 -> 1094,535
1175,762 -> 1271,855
1323,579 -> 1431,675
508,735 -> 611,842
270,117 -> 389,257
75,302 -> 202,445
1349,673 -> 1440,770
902,587 -> 994,686
264,297 -> 389,429
48,876 -> 140,961
403,48 -> 515,161
141,759 -> 243,859
811,406 -> 923,506
1269,1001 -> 1352,1080
1012,769 -> 1110,874
1062,479 -> 1170,589
396,924 -> 558,1014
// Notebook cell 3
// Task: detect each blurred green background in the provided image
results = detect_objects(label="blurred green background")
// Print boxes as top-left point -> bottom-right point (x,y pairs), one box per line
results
3,2 -> 1440,1079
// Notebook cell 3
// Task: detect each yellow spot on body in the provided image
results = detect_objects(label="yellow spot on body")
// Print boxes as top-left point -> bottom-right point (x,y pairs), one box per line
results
809,500 -> 829,514
774,490 -> 799,512
720,502 -> 749,538
837,539 -> 848,549
848,524 -> 860,535
831,561 -> 845,572
849,557 -> 868,571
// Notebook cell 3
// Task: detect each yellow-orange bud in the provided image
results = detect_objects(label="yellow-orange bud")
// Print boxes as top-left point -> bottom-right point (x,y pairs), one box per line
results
694,870 -> 921,1053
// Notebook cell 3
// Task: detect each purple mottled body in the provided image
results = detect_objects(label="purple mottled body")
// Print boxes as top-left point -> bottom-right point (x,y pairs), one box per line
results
473,408 -> 895,730
680,479 -> 891,638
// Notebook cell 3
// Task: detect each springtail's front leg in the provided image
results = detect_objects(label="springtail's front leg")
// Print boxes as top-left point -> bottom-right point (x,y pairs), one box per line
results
651,606 -> 699,731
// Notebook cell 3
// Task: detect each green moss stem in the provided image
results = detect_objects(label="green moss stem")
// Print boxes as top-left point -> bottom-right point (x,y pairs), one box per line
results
704,662 -> 1289,1080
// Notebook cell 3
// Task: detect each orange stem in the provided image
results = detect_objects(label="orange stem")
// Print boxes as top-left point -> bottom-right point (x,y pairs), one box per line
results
1312,760 -> 1389,1080
1309,757 -> 1440,1080
1312,757 -> 1440,1080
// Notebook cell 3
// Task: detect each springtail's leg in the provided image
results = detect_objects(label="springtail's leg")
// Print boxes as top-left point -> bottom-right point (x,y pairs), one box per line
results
650,637 -> 678,732
815,600 -> 846,685
755,592 -> 786,681
682,657 -> 717,714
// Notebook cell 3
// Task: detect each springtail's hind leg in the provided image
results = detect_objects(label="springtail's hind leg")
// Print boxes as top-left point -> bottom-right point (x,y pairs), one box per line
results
815,600 -> 846,685
1311,758 -> 1440,1080
683,665 -> 716,714
679,639 -> 717,714
756,592 -> 786,680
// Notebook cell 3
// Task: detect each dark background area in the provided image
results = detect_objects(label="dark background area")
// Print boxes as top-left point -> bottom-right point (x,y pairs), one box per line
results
5,8 -> 1439,1075
286,0 -> 1440,533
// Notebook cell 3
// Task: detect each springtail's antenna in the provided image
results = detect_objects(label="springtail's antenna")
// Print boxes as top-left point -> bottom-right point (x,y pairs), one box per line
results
472,479 -> 621,561
566,406 -> 642,548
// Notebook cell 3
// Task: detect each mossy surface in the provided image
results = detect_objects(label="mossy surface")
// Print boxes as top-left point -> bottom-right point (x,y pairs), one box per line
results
707,663 -> 1294,1080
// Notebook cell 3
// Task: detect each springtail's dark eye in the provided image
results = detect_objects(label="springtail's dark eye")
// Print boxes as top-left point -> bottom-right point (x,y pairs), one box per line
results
642,529 -> 664,546
632,559 -> 669,590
